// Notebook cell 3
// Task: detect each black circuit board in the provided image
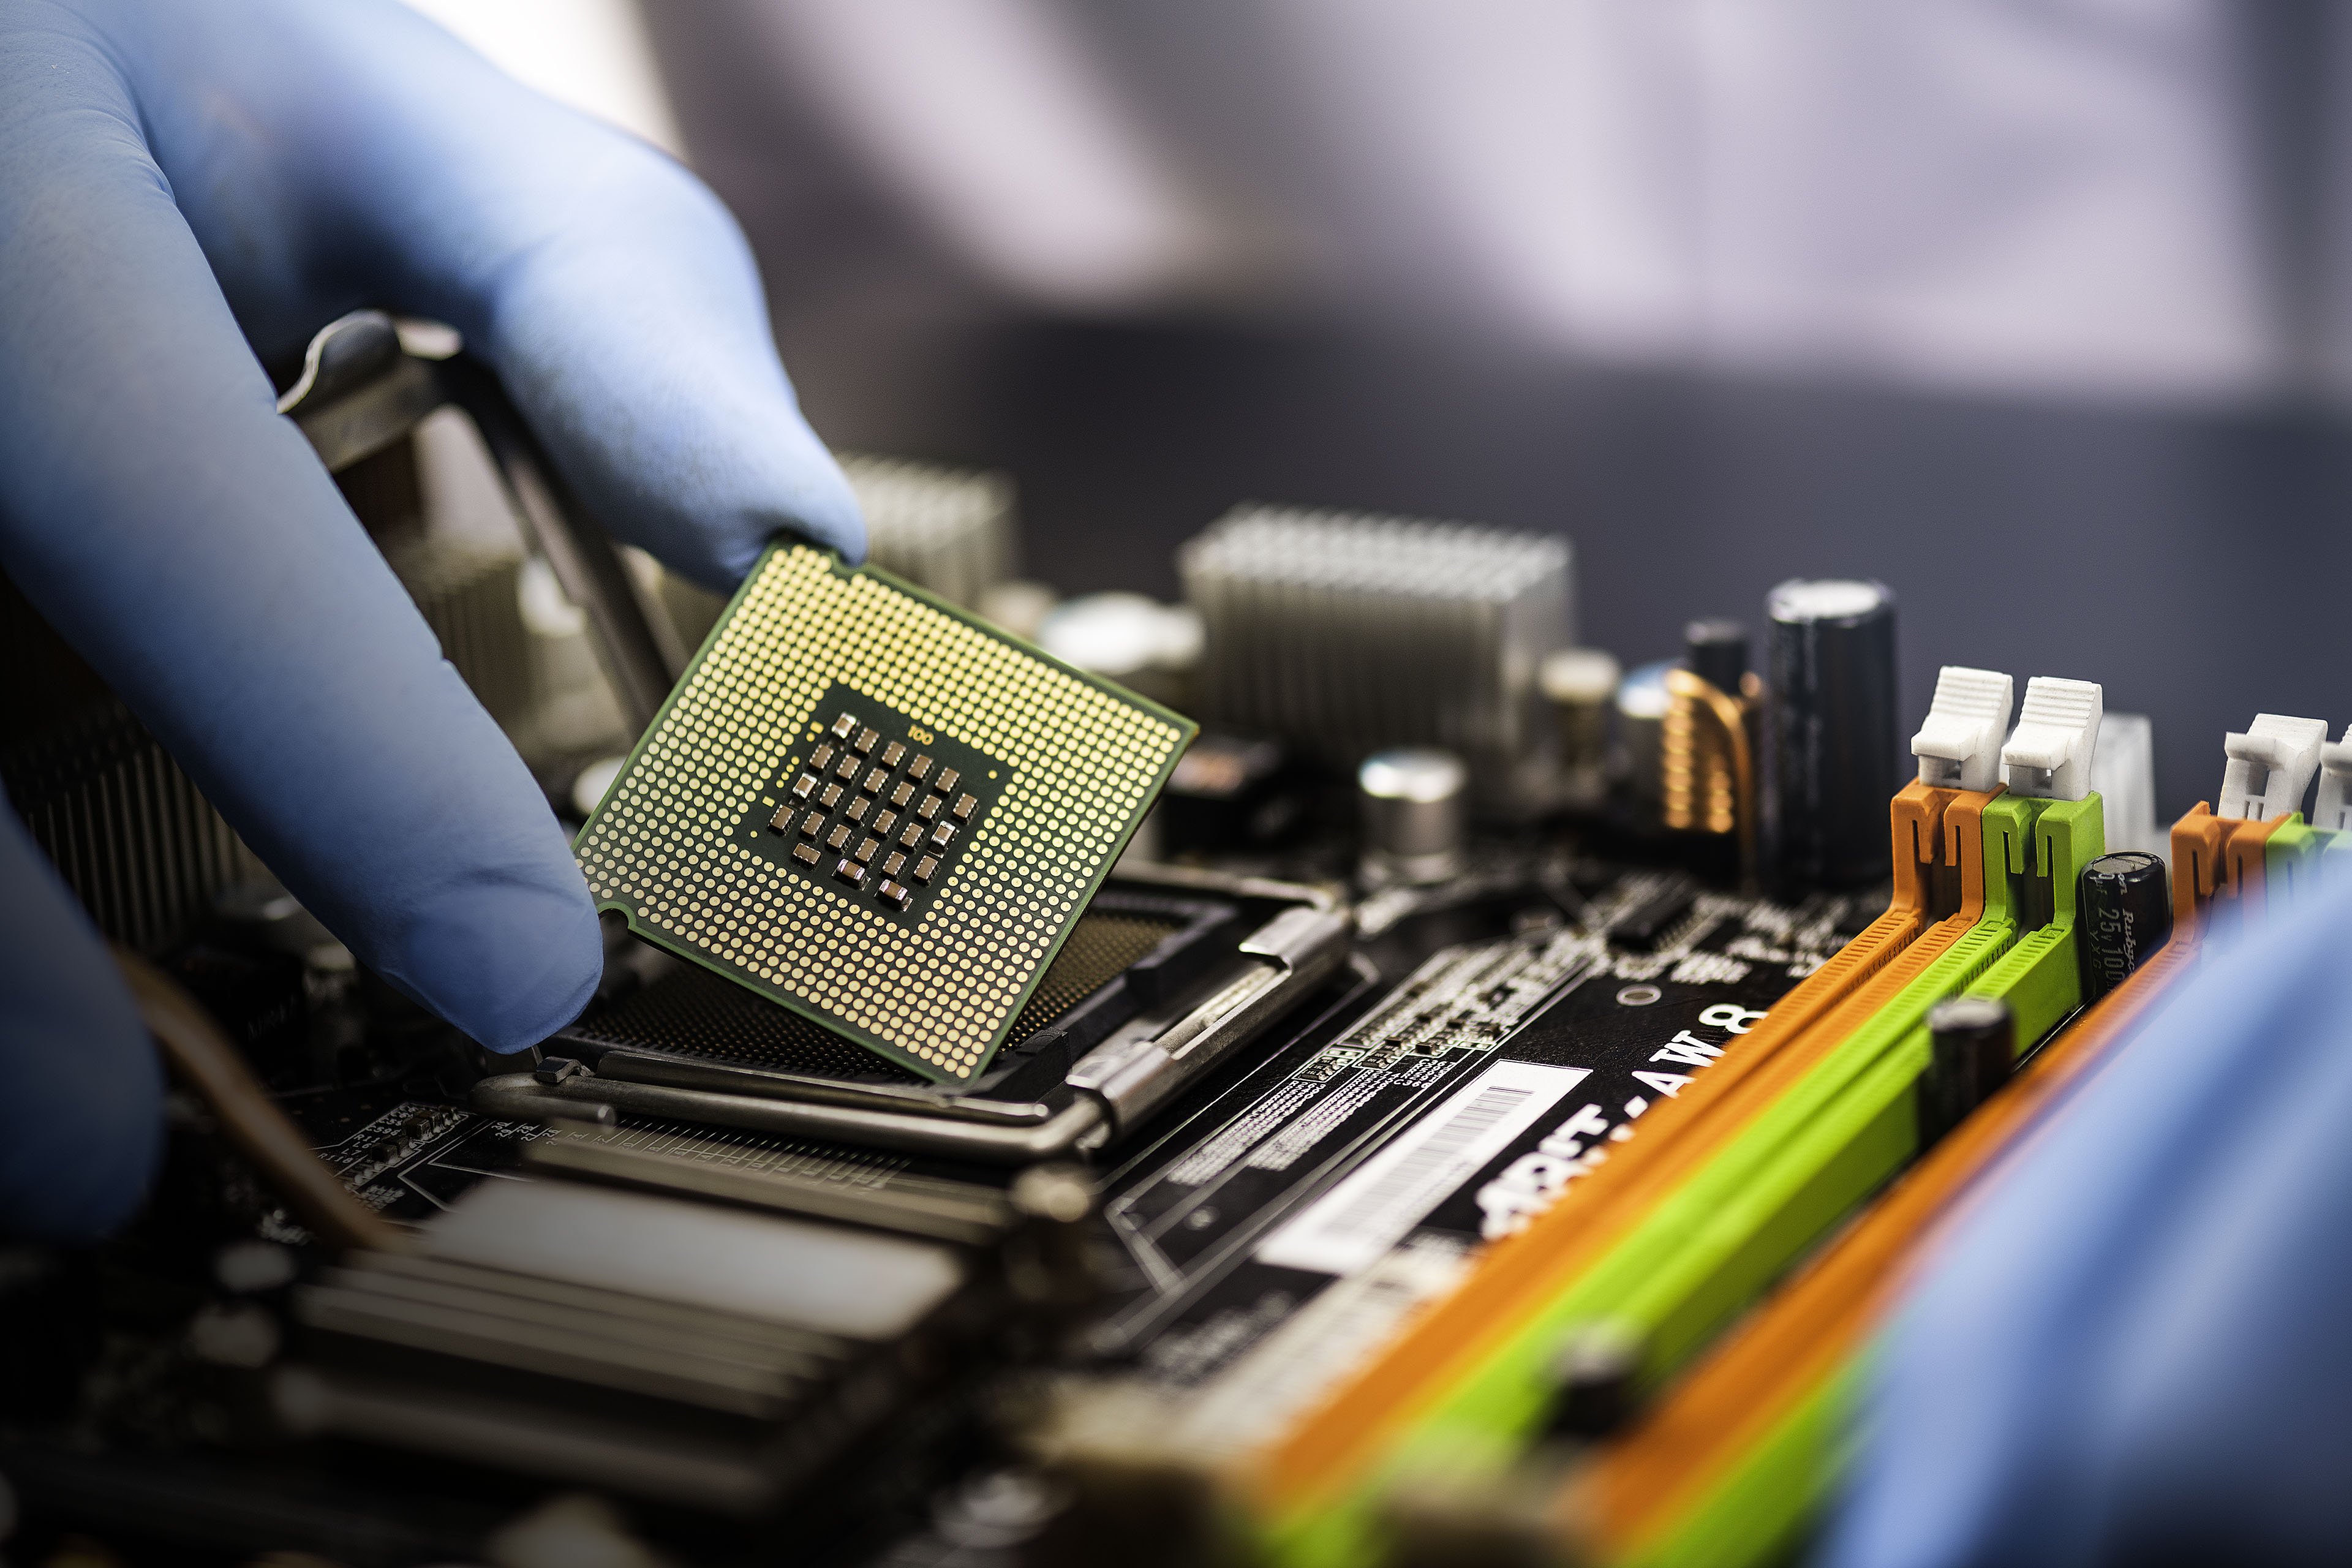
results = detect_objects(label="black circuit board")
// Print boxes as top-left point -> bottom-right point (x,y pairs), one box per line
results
167,865 -> 1865,1568
1084,876 -> 1861,1449
308,872 -> 1860,1403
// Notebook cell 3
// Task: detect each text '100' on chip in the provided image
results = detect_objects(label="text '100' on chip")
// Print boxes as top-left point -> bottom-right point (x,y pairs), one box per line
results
574,543 -> 1197,1082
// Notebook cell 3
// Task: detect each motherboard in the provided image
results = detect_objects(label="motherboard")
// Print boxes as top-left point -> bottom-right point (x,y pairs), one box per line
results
1,355 -> 2289,1568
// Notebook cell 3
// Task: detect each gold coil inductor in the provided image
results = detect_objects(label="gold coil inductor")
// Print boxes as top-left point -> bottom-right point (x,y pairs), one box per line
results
1661,619 -> 1760,880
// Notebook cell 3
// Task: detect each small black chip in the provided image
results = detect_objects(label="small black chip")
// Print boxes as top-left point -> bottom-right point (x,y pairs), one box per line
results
1610,878 -> 1699,951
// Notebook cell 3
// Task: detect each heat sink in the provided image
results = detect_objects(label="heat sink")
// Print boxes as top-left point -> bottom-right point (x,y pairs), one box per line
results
1180,505 -> 1572,811
839,453 -> 1016,613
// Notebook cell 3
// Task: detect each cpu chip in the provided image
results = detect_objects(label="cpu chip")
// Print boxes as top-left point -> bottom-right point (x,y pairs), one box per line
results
573,543 -> 1195,1082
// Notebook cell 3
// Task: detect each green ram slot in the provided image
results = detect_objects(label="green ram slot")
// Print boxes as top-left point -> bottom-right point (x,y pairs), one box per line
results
1269,793 -> 2104,1568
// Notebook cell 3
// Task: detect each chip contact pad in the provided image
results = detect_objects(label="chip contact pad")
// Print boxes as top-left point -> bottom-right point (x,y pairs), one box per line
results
747,682 -> 1003,927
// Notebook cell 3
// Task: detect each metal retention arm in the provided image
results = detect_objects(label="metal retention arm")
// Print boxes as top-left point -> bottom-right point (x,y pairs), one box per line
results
279,311 -> 679,735
432,354 -> 679,731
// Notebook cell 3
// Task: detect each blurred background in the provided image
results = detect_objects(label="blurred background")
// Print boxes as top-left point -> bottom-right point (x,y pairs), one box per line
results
408,0 -> 2352,820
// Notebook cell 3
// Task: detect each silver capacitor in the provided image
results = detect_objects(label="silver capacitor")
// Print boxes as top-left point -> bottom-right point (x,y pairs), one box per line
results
1541,647 -> 1620,810
1360,748 -> 1468,886
1616,659 -> 1675,831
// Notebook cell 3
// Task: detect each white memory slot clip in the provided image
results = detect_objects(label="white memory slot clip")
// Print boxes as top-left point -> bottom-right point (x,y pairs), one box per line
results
2002,677 -> 2103,801
2217,714 -> 2328,822
1911,666 -> 2013,791
2313,727 -> 2352,832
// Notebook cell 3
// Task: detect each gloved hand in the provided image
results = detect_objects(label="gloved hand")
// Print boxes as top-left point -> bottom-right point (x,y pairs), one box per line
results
1826,872 -> 2352,1567
0,0 -> 863,1240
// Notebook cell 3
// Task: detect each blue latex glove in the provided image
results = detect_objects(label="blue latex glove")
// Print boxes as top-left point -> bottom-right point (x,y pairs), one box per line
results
0,0 -> 863,1240
1826,873 -> 2352,1567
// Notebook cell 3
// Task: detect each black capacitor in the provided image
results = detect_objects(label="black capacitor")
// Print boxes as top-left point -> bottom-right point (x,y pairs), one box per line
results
2078,851 -> 2173,1005
1684,618 -> 1749,696
1917,995 -> 2015,1148
1766,579 -> 1898,890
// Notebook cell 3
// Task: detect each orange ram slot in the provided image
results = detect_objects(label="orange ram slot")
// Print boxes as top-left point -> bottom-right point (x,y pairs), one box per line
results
1572,802 -> 2282,1561
1259,781 -> 1994,1512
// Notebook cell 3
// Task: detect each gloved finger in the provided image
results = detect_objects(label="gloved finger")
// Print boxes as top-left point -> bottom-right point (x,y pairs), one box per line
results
1827,873 -> 2352,1568
0,807 -> 164,1242
119,0 -> 864,594
0,26 -> 601,1055
435,139 -> 870,594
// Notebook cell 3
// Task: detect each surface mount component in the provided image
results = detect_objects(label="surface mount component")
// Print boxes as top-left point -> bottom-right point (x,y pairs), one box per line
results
575,543 -> 1194,1084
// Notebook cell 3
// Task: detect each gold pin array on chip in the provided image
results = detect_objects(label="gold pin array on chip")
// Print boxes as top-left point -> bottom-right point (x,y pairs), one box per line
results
574,543 -> 1196,1082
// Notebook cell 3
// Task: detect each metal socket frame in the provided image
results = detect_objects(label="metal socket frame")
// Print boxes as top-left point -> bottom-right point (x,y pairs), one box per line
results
472,865 -> 1351,1162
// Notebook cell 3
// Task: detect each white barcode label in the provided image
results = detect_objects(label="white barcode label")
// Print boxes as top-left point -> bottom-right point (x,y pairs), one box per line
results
1254,1060 -> 1590,1277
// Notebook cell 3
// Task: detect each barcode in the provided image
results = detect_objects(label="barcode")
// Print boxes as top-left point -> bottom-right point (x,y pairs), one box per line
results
1310,1085 -> 1532,1241
1256,1060 -> 1590,1277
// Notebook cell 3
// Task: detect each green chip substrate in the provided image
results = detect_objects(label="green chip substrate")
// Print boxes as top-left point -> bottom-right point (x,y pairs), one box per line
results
574,543 -> 1196,1083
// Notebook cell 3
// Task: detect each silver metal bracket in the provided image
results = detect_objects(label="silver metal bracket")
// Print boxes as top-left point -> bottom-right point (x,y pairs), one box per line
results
278,309 -> 678,734
469,871 -> 1352,1161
